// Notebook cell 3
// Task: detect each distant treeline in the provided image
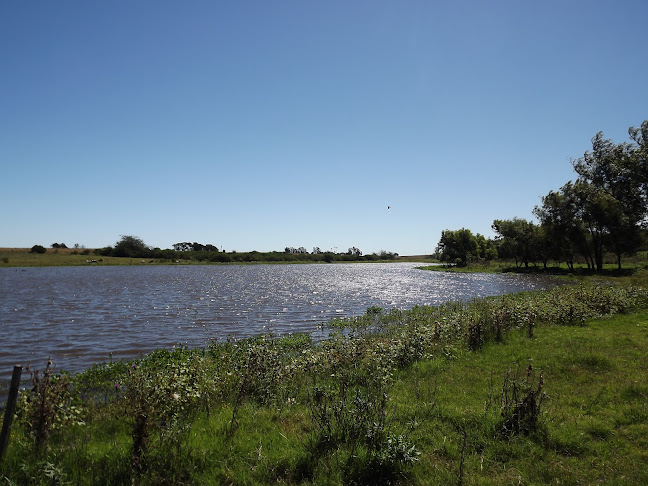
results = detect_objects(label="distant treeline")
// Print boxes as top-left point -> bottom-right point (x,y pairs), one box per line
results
93,236 -> 398,263
436,120 -> 648,271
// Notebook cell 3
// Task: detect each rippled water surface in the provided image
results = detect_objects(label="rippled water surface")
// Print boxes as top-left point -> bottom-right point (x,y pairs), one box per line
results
0,263 -> 556,379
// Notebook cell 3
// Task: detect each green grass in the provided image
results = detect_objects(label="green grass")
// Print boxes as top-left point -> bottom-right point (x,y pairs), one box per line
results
393,311 -> 648,484
420,251 -> 648,277
2,282 -> 648,484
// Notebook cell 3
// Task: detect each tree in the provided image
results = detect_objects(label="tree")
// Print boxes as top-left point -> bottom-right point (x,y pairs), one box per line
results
29,245 -> 47,254
173,242 -> 191,252
113,235 -> 151,258
534,184 -> 589,270
628,120 -> 648,221
474,234 -> 498,261
347,247 -> 362,257
492,218 -> 542,268
571,130 -> 646,270
435,228 -> 478,267
532,122 -> 648,271
378,250 -> 398,260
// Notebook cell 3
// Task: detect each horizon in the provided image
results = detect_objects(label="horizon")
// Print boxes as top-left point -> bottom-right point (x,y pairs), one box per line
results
2,1 -> 647,255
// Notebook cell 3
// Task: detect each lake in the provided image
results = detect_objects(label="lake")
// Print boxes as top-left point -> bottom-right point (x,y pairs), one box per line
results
0,263 -> 556,380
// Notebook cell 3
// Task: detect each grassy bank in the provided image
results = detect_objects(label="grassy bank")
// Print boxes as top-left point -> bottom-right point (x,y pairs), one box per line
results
0,248 -> 431,267
0,248 -> 151,267
2,280 -> 648,484
420,260 -> 648,277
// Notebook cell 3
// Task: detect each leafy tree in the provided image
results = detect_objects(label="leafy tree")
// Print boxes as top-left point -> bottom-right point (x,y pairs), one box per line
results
29,245 -> 47,254
378,250 -> 399,260
347,247 -> 362,257
173,242 -> 192,252
571,130 -> 646,270
172,242 -> 219,252
435,228 -> 478,267
492,218 -> 542,268
474,234 -> 498,261
113,235 -> 151,258
628,120 -> 648,192
534,184 -> 589,270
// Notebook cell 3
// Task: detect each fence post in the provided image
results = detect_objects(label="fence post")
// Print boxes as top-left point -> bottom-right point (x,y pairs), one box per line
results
0,365 -> 23,462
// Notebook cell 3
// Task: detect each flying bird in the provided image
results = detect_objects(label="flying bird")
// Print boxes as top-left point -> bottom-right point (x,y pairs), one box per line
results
387,205 -> 391,210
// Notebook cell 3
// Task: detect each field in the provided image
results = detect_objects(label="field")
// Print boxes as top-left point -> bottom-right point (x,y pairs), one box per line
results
1,276 -> 647,484
0,248 -> 145,267
0,248 -> 434,267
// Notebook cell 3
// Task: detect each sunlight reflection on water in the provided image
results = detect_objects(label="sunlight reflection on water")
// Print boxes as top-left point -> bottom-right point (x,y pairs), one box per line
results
0,263 -> 556,379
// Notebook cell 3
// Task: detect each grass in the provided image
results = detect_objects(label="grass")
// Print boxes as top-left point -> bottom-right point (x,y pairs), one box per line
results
420,259 -> 648,278
2,280 -> 648,484
0,248 -> 431,267
397,311 -> 648,484
0,248 -> 153,267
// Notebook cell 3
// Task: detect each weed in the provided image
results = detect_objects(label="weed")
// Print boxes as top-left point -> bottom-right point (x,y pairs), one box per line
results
118,350 -> 207,476
306,362 -> 419,484
467,321 -> 484,351
17,359 -> 76,453
497,365 -> 547,438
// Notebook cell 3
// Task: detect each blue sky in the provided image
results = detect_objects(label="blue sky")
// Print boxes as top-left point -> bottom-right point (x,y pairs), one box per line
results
2,1 -> 647,255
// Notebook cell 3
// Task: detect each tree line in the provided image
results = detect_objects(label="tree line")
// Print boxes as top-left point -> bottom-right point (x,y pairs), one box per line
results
93,236 -> 398,263
436,120 -> 648,271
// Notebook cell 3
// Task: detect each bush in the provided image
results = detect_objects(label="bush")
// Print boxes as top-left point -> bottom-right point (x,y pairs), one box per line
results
29,245 -> 47,254
497,365 -> 547,438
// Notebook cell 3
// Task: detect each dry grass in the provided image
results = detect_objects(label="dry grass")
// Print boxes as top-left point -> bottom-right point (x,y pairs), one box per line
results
0,248 -> 151,267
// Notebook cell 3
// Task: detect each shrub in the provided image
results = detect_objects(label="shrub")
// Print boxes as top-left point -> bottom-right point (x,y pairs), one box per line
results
17,360 -> 79,452
497,365 -> 547,438
29,245 -> 46,254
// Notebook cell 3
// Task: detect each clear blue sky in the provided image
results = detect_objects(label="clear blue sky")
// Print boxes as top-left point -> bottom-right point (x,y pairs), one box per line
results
2,1 -> 647,255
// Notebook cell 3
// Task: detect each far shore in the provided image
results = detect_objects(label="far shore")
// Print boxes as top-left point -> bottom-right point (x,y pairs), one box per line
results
0,248 -> 436,268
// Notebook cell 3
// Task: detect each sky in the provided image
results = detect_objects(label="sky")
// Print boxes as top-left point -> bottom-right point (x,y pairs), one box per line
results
2,1 -> 647,256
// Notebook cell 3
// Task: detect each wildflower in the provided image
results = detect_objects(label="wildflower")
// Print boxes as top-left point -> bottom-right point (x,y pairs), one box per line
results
172,393 -> 180,401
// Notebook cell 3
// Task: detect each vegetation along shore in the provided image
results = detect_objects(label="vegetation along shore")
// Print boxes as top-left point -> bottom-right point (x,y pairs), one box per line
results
1,120 -> 647,483
0,242 -> 408,268
1,270 -> 648,484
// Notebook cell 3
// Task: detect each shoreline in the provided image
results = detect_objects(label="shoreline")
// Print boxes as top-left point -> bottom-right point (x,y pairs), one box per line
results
2,278 -> 647,484
0,248 -> 435,268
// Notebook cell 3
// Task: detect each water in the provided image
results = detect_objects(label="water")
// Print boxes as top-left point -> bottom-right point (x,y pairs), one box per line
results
0,263 -> 555,379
